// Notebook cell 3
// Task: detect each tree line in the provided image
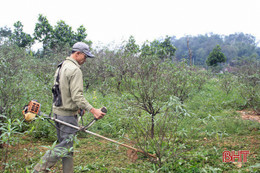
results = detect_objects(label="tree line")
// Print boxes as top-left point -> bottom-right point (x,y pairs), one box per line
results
0,14 -> 259,68
172,33 -> 260,67
0,14 -> 90,52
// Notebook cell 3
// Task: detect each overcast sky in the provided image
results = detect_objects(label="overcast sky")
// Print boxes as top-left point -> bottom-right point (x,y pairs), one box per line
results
0,0 -> 259,48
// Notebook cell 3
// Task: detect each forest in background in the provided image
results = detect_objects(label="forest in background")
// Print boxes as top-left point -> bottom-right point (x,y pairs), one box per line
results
1,14 -> 259,67
0,14 -> 259,172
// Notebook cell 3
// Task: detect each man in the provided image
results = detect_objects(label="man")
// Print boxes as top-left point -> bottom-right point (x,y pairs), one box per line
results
34,42 -> 105,173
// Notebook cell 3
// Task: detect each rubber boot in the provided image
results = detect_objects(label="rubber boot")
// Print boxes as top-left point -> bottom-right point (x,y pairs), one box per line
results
62,156 -> 74,173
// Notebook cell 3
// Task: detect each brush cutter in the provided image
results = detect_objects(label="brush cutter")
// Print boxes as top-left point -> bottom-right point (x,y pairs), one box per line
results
22,100 -> 157,161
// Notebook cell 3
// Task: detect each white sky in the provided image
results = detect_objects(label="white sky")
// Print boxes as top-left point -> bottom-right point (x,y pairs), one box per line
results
0,0 -> 260,48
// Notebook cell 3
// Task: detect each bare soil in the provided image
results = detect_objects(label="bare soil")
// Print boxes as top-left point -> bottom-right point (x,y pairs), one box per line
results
237,110 -> 260,123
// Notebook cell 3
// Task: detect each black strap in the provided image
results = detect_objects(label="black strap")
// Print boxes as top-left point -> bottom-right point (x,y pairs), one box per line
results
50,61 -> 64,117
56,61 -> 64,84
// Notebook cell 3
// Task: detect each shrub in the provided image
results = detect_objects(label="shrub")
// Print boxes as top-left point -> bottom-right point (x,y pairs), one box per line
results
126,97 -> 191,169
232,61 -> 260,114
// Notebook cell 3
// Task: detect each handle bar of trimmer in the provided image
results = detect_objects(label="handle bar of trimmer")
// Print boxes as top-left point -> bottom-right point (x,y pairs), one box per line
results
38,111 -> 157,159
80,107 -> 107,130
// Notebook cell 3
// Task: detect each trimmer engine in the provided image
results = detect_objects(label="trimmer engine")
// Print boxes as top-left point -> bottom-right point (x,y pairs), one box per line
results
22,100 -> 41,122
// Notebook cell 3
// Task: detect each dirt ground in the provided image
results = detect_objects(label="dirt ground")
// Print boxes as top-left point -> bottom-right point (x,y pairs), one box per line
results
237,110 -> 260,123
